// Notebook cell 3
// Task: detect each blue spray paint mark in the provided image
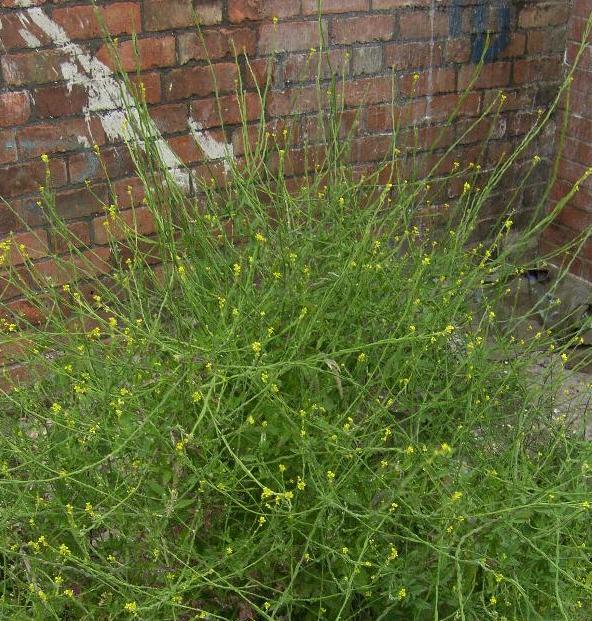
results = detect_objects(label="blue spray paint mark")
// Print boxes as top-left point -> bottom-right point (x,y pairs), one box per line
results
449,0 -> 462,37
450,0 -> 511,64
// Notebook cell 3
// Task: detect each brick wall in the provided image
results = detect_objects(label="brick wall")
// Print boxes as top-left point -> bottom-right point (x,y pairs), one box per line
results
541,0 -> 592,279
0,0 -> 574,310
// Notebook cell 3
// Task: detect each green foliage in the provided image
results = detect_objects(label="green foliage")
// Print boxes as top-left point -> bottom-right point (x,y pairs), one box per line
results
1,54 -> 592,621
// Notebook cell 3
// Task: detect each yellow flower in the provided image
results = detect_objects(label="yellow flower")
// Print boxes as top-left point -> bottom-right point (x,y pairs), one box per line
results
192,390 -> 203,404
63,588 -> 75,598
397,587 -> 407,600
278,463 -> 286,473
58,543 -> 71,556
297,476 -> 306,490
388,545 -> 399,561
251,341 -> 262,355
357,352 -> 367,363
258,516 -> 266,525
233,263 -> 241,277
451,491 -> 463,502
326,470 -> 335,482
255,232 -> 267,243
437,443 -> 452,456
41,153 -> 49,164
124,601 -> 138,613
341,547 -> 349,555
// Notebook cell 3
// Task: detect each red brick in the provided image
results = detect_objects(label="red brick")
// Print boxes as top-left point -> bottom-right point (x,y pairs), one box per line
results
457,115 -> 507,145
566,114 -> 592,145
0,204 -> 18,235
51,3 -> 141,40
500,33 -> 527,58
332,15 -> 395,44
267,85 -> 319,117
127,72 -> 162,105
527,28 -> 567,54
0,91 -> 30,127
513,58 -> 562,85
556,204 -> 592,232
149,103 -> 190,135
0,159 -> 67,198
34,247 -> 112,288
258,20 -> 327,53
3,299 -> 46,326
0,130 -> 17,165
427,91 -> 481,121
384,41 -> 442,70
563,137 -> 592,167
458,62 -> 511,90
144,0 -> 222,30
0,0 -> 45,6
399,10 -> 449,40
52,221 -> 92,253
68,146 -> 135,185
167,134 -> 206,164
163,63 -> 239,101
400,67 -> 457,96
96,36 -> 176,71
349,135 -> 393,163
570,16 -> 592,45
366,100 -> 427,132
229,0 -> 262,22
112,177 -> 146,208
6,230 -> 49,266
284,49 -> 350,83
446,39 -> 471,64
343,76 -> 393,107
482,87 -> 533,112
303,0 -> 368,14
17,118 -> 105,159
178,28 -> 256,64
1,50 -> 69,86
518,3 -> 569,29
32,84 -> 88,119
92,206 -> 155,245
373,0 -> 431,8
53,185 -> 110,220
0,12 -> 53,50
228,0 -> 302,23
191,92 -> 262,128
243,57 -> 278,89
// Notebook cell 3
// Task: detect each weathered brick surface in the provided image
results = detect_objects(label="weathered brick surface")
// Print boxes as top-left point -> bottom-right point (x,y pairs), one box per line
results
0,0 -> 587,340
542,0 -> 592,277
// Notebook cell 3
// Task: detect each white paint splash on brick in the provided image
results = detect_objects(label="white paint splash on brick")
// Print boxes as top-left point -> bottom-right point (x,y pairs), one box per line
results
19,8 -> 234,191
188,118 -> 234,173
17,28 -> 41,47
